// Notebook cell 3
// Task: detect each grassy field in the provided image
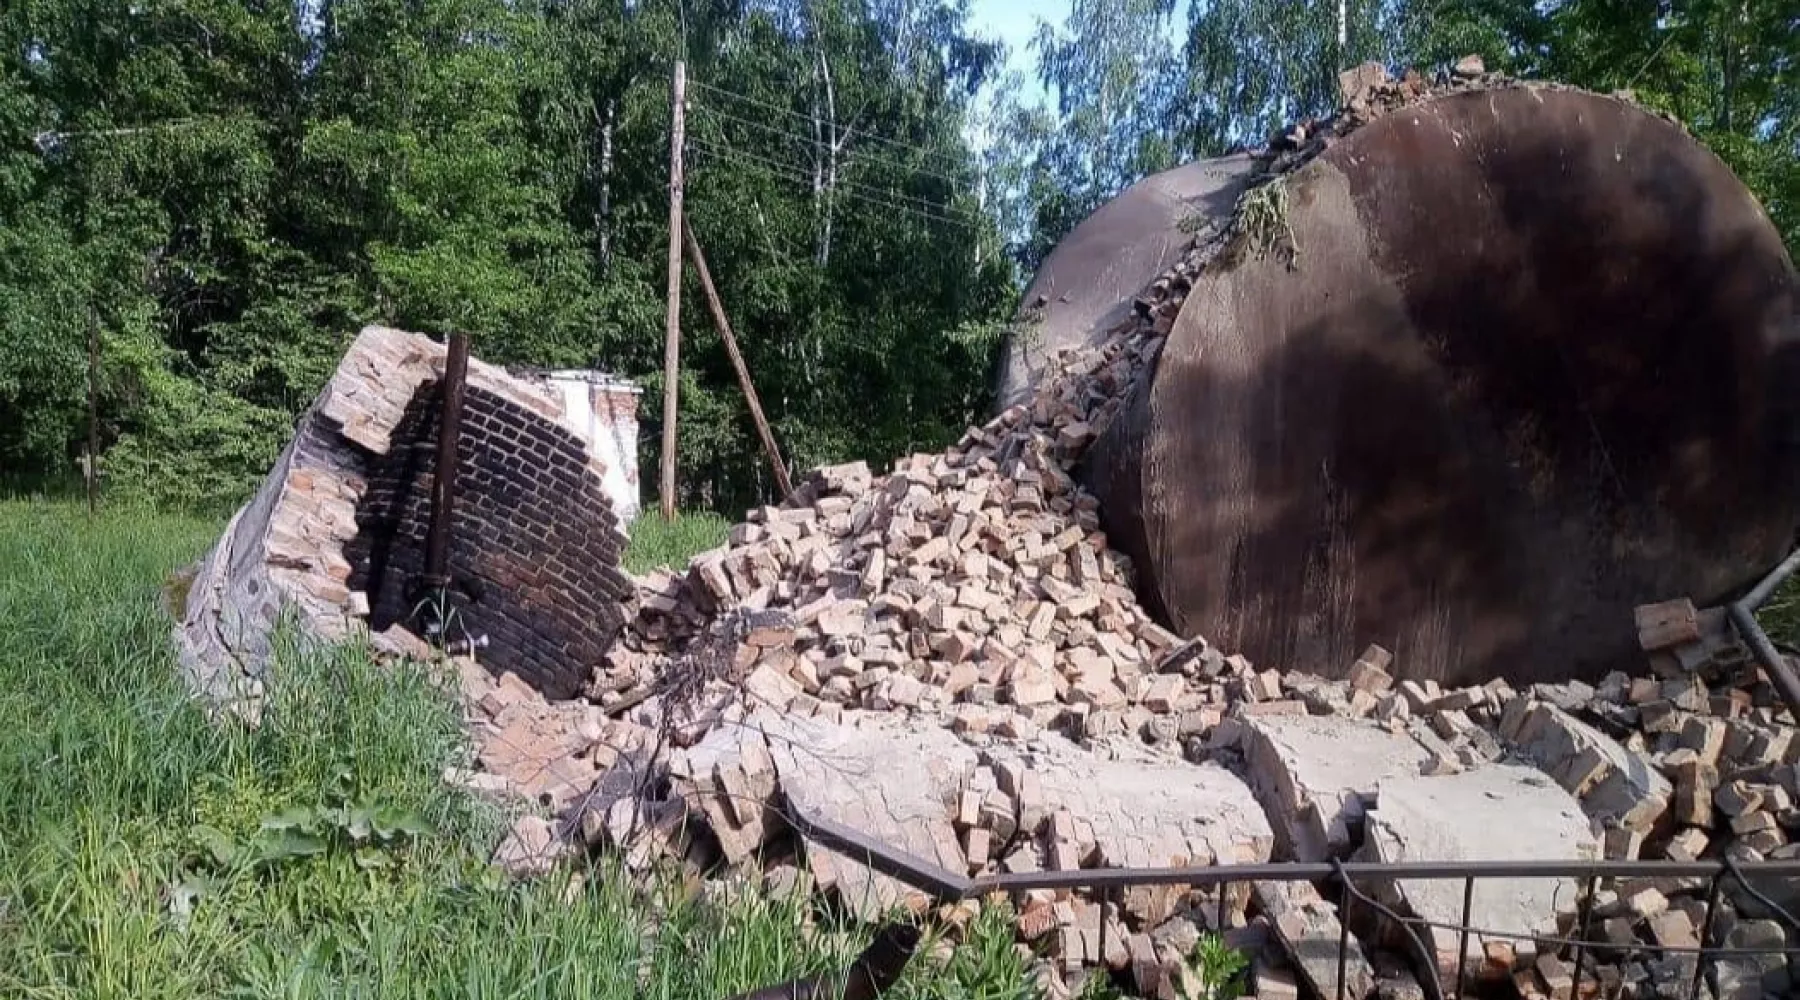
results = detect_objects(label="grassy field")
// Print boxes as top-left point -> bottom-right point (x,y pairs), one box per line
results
623,511 -> 733,576
1761,576 -> 1800,652
0,500 -> 1040,999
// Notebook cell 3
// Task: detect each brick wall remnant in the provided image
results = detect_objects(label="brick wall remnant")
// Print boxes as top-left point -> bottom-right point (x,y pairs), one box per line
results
173,326 -> 635,717
346,381 -> 635,699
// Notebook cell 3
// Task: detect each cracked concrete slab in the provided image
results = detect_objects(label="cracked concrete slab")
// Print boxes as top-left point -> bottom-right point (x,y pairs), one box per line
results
987,733 -> 1274,926
680,710 -> 978,918
1356,763 -> 1598,972
990,734 -> 1273,870
1242,714 -> 1432,860
662,710 -> 1283,928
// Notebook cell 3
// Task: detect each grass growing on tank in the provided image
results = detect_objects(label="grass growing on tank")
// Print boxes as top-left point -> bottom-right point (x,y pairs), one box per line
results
1235,179 -> 1299,267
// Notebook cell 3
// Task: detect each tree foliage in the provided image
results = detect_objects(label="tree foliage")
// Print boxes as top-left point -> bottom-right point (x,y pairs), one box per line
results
1,0 -> 1013,513
991,0 -> 1797,272
2,0 -> 1794,514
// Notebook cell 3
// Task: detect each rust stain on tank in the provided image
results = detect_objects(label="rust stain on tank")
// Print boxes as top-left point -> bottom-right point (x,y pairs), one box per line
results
1090,88 -> 1800,687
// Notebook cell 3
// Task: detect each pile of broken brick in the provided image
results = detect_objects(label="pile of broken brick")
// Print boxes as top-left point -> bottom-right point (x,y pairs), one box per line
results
1272,54 -> 1689,183
422,64 -> 1799,1000
462,582 -> 1800,1000
460,578 -> 1800,1000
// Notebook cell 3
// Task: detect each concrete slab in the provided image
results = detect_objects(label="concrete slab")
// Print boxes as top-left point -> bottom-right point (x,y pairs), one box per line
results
988,734 -> 1275,926
995,734 -> 1274,869
1357,763 -> 1598,972
671,715 -> 1279,929
1242,714 -> 1432,860
690,710 -> 979,919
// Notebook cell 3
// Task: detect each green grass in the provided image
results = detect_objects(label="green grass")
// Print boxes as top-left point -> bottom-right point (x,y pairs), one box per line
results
624,511 -> 732,576
1760,573 -> 1800,651
0,499 -> 1042,999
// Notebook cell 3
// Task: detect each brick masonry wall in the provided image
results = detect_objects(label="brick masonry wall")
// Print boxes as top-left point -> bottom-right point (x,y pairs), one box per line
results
348,381 -> 636,700
175,327 -> 636,714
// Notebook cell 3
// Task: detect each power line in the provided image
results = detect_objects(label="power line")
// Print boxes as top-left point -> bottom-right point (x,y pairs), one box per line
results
688,142 -> 971,230
686,133 -> 958,215
687,136 -> 975,229
686,136 -> 973,227
691,79 -> 965,171
690,101 -> 968,189
687,117 -> 970,218
688,78 -> 966,170
690,101 -> 967,188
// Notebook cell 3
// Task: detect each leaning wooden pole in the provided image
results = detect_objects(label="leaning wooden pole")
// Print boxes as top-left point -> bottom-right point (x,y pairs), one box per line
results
86,306 -> 99,516
658,60 -> 687,521
682,219 -> 794,500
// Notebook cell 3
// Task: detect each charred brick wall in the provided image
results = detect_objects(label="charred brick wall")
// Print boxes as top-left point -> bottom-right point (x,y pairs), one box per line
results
347,381 -> 634,699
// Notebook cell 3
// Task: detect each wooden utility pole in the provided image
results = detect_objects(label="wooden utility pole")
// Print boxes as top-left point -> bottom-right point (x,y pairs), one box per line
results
659,60 -> 687,521
682,219 -> 794,499
86,307 -> 99,516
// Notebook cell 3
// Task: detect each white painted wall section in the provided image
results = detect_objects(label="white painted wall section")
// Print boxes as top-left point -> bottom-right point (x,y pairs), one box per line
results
541,371 -> 643,526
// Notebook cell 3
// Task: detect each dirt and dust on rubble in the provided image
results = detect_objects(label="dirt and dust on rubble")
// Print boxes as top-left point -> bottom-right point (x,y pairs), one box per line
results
173,58 -> 1800,1000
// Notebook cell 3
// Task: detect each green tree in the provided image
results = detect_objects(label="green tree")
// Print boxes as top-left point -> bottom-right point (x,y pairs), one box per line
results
1397,0 -> 1800,253
1183,0 -> 1402,155
991,0 -> 1190,270
0,0 -> 1020,514
666,0 -> 1014,509
1,0 -> 306,505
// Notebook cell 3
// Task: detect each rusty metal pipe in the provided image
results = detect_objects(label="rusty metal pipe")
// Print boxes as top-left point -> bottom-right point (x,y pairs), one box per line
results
787,808 -> 1800,903
1728,546 -> 1800,724
423,332 -> 470,589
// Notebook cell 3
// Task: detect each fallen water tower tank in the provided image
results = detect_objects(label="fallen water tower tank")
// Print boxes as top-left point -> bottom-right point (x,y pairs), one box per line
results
1002,86 -> 1800,687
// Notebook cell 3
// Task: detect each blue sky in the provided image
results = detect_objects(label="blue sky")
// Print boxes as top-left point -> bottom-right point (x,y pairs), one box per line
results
966,0 -> 1060,57
965,0 -> 1064,107
964,0 -> 1192,110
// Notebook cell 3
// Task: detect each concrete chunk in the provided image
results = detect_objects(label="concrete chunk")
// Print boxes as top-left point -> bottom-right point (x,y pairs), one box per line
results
1255,881 -> 1376,1000
994,733 -> 1273,873
1357,764 -> 1598,960
1509,701 -> 1670,833
683,711 -> 975,918
1242,715 -> 1431,859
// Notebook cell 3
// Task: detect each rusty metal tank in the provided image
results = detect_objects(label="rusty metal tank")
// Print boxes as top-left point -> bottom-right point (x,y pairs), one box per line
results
1005,86 -> 1800,687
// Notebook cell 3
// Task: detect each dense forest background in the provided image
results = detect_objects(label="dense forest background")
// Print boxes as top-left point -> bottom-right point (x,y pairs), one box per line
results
2,0 -> 1795,514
